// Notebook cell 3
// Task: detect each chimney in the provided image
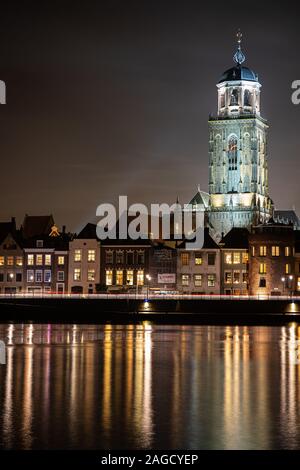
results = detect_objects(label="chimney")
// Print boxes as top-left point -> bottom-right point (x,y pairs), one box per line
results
62,225 -> 66,234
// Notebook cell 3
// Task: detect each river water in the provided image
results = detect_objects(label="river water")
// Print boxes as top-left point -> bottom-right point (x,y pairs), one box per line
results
0,323 -> 300,449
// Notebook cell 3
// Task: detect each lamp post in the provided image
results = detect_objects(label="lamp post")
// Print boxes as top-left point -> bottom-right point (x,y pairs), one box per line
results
281,277 -> 285,297
289,275 -> 294,297
146,274 -> 152,300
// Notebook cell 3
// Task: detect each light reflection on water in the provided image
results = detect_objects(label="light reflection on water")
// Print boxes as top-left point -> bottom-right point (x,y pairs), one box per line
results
0,323 -> 300,449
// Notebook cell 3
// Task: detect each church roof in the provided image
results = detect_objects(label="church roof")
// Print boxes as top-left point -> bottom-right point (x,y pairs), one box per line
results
218,66 -> 258,84
273,210 -> 300,228
189,190 -> 209,208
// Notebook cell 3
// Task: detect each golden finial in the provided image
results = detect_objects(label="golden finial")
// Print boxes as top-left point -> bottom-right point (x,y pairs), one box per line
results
236,29 -> 242,45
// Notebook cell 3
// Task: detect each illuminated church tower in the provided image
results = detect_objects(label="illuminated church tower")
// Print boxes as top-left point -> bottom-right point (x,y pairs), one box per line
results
208,31 -> 273,239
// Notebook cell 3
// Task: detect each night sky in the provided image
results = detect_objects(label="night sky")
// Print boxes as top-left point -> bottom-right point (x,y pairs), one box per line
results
0,0 -> 299,233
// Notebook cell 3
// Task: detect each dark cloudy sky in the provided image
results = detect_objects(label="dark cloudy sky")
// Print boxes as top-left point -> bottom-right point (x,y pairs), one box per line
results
0,0 -> 299,232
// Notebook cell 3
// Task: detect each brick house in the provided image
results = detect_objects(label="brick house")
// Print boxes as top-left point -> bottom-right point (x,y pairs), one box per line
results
68,223 -> 101,294
248,222 -> 295,296
22,215 -> 70,294
219,228 -> 249,295
0,218 -> 24,294
177,228 -> 221,294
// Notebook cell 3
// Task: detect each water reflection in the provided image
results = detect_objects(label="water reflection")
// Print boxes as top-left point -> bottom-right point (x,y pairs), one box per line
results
0,323 -> 300,449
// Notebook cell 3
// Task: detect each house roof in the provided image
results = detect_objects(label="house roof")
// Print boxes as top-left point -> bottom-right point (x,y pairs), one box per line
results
77,223 -> 98,239
22,215 -> 55,239
220,227 -> 249,249
0,218 -> 21,246
177,227 -> 219,250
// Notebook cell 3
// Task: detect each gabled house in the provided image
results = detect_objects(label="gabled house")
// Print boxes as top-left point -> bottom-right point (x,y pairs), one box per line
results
0,218 -> 24,294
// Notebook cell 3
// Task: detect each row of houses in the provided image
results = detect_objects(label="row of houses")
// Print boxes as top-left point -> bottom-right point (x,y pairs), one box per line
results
1,214 -> 300,296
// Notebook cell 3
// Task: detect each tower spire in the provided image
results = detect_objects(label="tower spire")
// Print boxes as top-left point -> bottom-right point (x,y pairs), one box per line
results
233,29 -> 245,65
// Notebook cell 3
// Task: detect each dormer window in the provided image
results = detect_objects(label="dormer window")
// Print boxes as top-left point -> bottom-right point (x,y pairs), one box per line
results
36,240 -> 43,248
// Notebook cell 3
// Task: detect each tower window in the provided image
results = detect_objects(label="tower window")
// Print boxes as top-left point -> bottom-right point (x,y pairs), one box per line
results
230,89 -> 239,106
244,89 -> 251,107
228,137 -> 238,170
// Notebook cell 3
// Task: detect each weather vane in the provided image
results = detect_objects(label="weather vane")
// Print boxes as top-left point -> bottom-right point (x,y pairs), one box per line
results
233,29 -> 245,65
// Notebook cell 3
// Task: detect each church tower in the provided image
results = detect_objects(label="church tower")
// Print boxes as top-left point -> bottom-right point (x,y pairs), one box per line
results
208,31 -> 273,239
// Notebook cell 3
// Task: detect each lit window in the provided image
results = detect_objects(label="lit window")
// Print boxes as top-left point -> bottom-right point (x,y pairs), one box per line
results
105,269 -> 113,286
36,254 -> 43,266
194,274 -> 202,287
233,271 -> 240,284
225,272 -> 232,284
181,253 -> 190,266
87,269 -> 95,281
126,270 -> 134,286
225,252 -> 232,264
272,246 -> 280,257
242,252 -> 249,264
207,253 -> 216,266
88,250 -> 96,262
259,246 -> 267,256
105,251 -> 113,264
233,252 -> 240,264
74,250 -> 81,262
297,277 -> 300,291
252,246 -> 255,256
58,256 -> 65,265
182,274 -> 189,286
57,271 -> 64,282
44,270 -> 51,283
195,253 -> 202,265
285,264 -> 291,274
116,270 -> 123,286
137,270 -> 144,286
74,268 -> 81,281
285,246 -> 291,257
16,256 -> 23,266
116,251 -> 124,264
208,274 -> 215,287
259,263 -> 267,274
0,256 -> 4,266
7,256 -> 14,266
45,255 -> 51,266
35,270 -> 43,283
27,270 -> 34,282
27,254 -> 34,265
